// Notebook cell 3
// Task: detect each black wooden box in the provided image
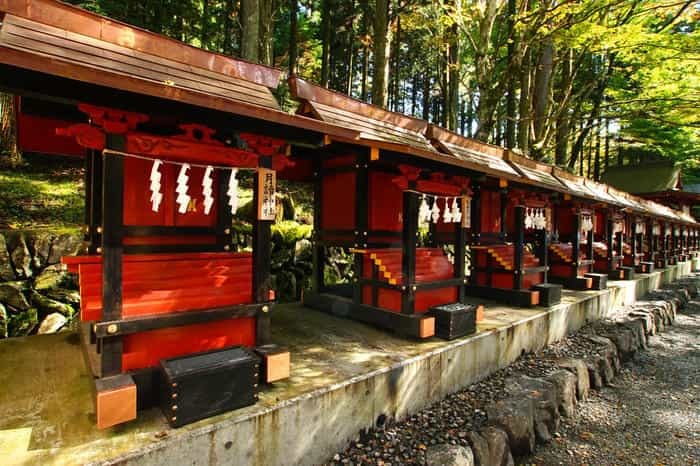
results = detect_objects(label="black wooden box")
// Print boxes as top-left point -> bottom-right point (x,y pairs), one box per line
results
159,346 -> 261,428
531,283 -> 562,307
429,303 -> 477,340
619,266 -> 635,280
584,272 -> 608,290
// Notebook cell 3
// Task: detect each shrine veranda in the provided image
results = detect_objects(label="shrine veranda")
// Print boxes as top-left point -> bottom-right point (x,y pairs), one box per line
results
0,0 -> 699,441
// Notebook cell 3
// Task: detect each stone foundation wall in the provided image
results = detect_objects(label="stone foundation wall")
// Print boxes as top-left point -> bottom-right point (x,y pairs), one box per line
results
0,231 -> 85,338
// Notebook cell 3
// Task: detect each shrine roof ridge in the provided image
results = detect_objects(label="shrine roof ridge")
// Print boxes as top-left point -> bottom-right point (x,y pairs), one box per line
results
0,0 -> 282,88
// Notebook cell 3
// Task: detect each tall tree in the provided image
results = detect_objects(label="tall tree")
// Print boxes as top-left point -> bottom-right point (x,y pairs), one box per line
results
504,0 -> 516,148
320,0 -> 333,87
241,0 -> 260,62
0,93 -> 21,165
445,0 -> 460,131
372,0 -> 391,108
288,0 -> 298,76
259,0 -> 275,66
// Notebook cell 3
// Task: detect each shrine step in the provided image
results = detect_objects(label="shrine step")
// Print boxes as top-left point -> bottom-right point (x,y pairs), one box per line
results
428,303 -> 480,340
531,283 -> 562,307
584,273 -> 608,290
637,261 -> 654,274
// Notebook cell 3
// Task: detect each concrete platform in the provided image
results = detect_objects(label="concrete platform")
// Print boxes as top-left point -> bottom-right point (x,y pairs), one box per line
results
0,260 -> 696,466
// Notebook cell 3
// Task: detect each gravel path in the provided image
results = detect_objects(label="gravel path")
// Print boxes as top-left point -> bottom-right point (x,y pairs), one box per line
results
327,298 -> 700,466
525,302 -> 700,466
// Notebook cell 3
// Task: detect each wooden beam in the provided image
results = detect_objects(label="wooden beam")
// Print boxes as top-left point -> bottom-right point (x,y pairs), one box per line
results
572,212 -> 581,280
401,189 -> 418,314
94,303 -> 268,338
253,155 -> 273,345
100,138 -> 124,376
513,206 -> 525,290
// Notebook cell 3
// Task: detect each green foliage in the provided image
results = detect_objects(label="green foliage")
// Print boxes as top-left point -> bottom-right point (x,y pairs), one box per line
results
272,220 -> 312,245
34,1 -> 700,183
0,162 -> 83,233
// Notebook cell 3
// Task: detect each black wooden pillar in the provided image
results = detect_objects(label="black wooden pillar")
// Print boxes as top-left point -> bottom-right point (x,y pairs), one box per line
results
513,206 -> 525,290
469,182 -> 482,285
586,226 -> 594,273
101,138 -> 125,376
661,223 -> 668,264
551,197 -> 560,243
606,213 -> 615,272
630,220 -> 637,264
216,169 -> 233,251
499,187 -> 508,241
572,212 -> 581,279
353,154 -> 369,305
401,189 -> 419,314
672,227 -> 678,258
454,211 -> 467,303
85,149 -> 103,254
534,225 -> 550,283
253,156 -> 273,345
311,157 -> 324,294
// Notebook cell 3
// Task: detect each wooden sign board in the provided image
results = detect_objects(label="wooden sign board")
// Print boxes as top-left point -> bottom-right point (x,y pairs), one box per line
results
257,168 -> 277,221
461,197 -> 471,229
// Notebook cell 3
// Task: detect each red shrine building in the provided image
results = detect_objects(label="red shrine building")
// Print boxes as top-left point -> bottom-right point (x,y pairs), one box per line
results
0,0 -> 698,430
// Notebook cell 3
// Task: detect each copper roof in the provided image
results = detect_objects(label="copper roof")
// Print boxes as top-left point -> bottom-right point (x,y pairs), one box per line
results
426,125 -> 521,180
502,152 -> 569,194
289,77 -> 437,157
0,0 -> 359,140
551,168 -> 601,201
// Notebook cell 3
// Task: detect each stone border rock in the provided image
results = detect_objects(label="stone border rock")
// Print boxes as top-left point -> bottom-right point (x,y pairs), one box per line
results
427,275 -> 700,466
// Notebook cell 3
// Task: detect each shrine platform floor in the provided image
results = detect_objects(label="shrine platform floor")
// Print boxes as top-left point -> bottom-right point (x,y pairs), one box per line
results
0,260 -> 696,466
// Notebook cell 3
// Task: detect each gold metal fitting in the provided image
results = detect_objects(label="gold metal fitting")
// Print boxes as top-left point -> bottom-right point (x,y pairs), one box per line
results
96,247 -> 103,254
261,305 -> 270,313
172,382 -> 178,388
96,226 -> 103,234
224,245 -> 231,251
172,405 -> 178,411
172,393 -> 178,399
106,324 -> 118,335
224,228 -> 231,234
171,416 -> 177,422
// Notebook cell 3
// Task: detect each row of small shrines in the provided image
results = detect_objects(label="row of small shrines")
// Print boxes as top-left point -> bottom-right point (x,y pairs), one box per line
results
2,0 -> 695,433
50,102 -> 698,431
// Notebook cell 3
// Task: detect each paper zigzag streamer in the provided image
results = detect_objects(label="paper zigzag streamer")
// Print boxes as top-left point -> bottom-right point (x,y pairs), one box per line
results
227,169 -> 239,215
176,163 -> 191,214
202,166 -> 214,215
149,159 -> 163,213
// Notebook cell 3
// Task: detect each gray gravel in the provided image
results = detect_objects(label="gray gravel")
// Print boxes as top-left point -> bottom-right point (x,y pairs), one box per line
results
327,325 -> 634,465
525,301 -> 700,466
326,297 -> 700,466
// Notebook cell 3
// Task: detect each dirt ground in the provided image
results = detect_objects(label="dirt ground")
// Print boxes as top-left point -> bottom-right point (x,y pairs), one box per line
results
525,302 -> 700,466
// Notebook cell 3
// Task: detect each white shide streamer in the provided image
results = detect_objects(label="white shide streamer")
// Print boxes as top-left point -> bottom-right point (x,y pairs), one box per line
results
202,166 -> 214,215
175,163 -> 191,214
149,159 -> 163,213
227,168 -> 239,216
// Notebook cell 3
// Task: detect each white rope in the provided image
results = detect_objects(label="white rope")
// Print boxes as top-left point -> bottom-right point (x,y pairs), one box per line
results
102,149 -> 260,172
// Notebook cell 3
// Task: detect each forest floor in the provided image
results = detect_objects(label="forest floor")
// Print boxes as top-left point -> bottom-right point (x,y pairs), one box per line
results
0,154 -> 83,232
524,303 -> 700,466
